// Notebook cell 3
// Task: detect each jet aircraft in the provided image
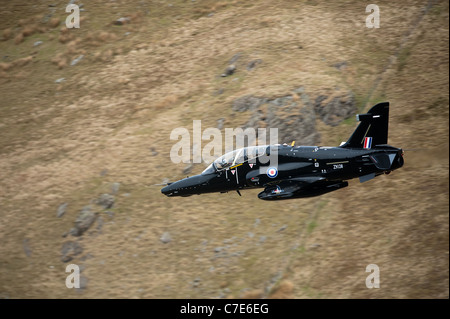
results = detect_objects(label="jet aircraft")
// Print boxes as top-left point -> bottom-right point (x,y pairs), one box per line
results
161,102 -> 404,200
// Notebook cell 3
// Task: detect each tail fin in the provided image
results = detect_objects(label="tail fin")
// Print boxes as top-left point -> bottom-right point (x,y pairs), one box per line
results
340,102 -> 389,148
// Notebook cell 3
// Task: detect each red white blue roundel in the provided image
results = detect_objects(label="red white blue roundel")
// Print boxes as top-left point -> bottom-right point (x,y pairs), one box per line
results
267,167 -> 278,178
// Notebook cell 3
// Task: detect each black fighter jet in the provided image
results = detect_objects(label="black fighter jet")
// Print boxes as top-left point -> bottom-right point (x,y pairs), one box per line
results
161,102 -> 404,200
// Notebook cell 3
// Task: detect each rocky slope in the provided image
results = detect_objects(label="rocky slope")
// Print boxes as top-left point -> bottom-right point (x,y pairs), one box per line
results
0,0 -> 448,298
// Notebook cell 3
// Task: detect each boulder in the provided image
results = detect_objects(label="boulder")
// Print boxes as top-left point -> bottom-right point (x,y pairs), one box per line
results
73,206 -> 98,236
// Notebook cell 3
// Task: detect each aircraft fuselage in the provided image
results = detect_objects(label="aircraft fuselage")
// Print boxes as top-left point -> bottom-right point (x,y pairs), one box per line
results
161,144 -> 404,200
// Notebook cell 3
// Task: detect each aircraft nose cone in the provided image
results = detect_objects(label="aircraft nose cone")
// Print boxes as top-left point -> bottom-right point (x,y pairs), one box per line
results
161,174 -> 212,197
161,184 -> 175,196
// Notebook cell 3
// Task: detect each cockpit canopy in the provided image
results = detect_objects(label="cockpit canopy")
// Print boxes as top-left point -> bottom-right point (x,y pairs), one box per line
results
202,145 -> 269,175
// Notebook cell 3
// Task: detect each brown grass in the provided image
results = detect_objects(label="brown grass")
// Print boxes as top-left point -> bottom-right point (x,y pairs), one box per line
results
0,62 -> 11,71
58,27 -> 75,44
0,0 -> 447,299
259,16 -> 279,27
291,92 -> 300,102
22,25 -> 36,37
14,32 -> 24,44
14,56 -> 32,67
2,28 -> 12,41
97,31 -> 117,43
0,56 -> 32,72
51,53 -> 68,69
241,289 -> 264,299
129,12 -> 144,23
154,95 -> 179,110
17,18 -> 29,27
48,18 -> 60,28
66,39 -> 83,55
268,281 -> 294,299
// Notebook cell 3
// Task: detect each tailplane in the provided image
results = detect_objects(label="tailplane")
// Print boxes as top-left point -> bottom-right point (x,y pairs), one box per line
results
340,102 -> 389,149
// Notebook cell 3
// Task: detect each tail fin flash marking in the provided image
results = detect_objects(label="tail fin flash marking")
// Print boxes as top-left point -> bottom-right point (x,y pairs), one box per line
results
363,137 -> 373,149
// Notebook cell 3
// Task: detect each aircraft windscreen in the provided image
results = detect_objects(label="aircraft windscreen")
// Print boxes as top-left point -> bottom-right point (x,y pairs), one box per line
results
201,163 -> 216,175
208,145 -> 269,172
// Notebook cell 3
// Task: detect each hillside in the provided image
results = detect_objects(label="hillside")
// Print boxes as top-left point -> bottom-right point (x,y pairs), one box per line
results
0,0 -> 448,298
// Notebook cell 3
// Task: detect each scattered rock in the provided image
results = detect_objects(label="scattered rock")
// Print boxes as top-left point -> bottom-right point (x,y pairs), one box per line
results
96,216 -> 104,232
96,194 -> 114,209
55,78 -> 65,84
111,182 -> 120,194
150,147 -> 158,156
221,64 -> 236,77
239,90 -> 319,144
213,88 -> 224,96
80,253 -> 93,261
214,247 -> 223,253
23,238 -> 32,257
246,59 -> 262,71
192,278 -> 201,288
232,95 -> 266,112
277,225 -> 287,232
57,203 -> 68,218
113,17 -> 130,26
259,236 -> 267,243
332,61 -> 348,70
314,91 -> 356,126
73,206 -> 98,236
264,271 -> 283,295
217,118 -> 225,130
229,53 -> 241,65
160,232 -> 171,244
33,41 -> 43,47
100,169 -> 108,176
234,86 -> 354,144
61,241 -> 83,262
70,54 -> 84,66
